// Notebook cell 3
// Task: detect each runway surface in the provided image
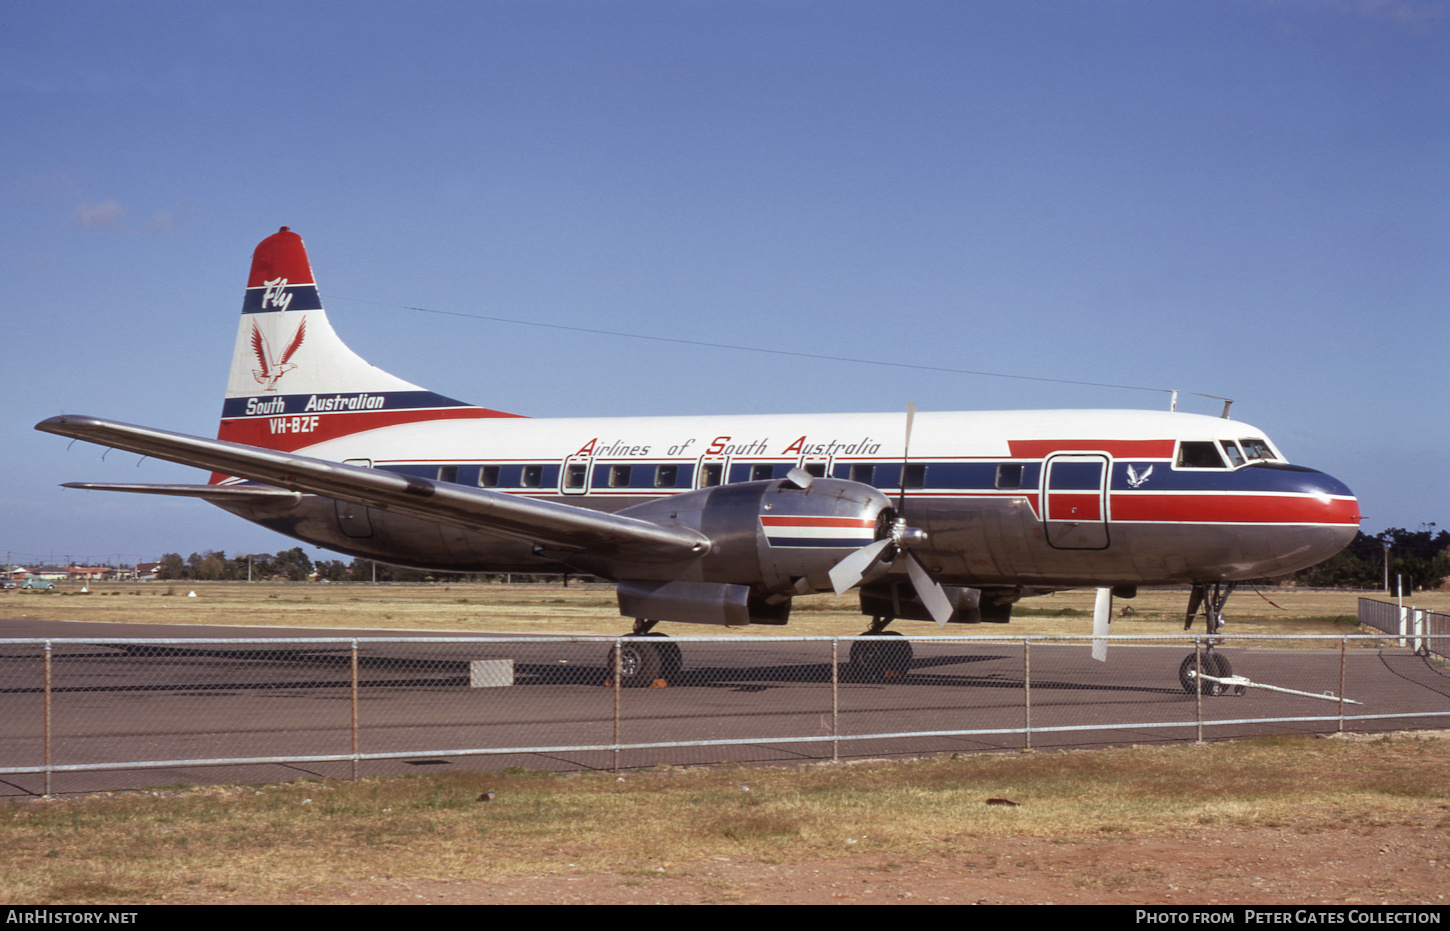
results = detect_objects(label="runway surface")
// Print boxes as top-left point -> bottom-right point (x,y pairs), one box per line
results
2,619 -> 1447,796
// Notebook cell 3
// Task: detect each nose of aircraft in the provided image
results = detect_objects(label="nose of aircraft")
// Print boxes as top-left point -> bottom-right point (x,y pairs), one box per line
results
1272,464 -> 1361,568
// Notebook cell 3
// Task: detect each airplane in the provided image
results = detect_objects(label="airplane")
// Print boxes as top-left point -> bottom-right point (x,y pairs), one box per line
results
36,227 -> 1361,689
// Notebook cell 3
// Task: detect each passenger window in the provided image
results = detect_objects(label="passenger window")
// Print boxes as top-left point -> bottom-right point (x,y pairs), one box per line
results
1176,442 -> 1226,469
996,463 -> 1023,490
437,466 -> 459,484
1219,440 -> 1245,468
748,464 -> 772,481
609,465 -> 632,488
804,462 -> 827,478
522,465 -> 544,487
701,463 -> 723,487
655,465 -> 678,488
479,466 -> 500,487
903,464 -> 926,489
565,463 -> 587,489
849,464 -> 874,484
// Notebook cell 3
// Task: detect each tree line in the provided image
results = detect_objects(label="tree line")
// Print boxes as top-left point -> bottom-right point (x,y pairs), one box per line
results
154,549 -> 565,584
1282,527 -> 1448,593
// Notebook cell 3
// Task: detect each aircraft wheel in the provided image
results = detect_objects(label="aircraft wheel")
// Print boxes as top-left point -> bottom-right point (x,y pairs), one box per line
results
640,631 -> 683,680
1179,652 -> 1231,696
851,632 -> 913,681
608,640 -> 662,688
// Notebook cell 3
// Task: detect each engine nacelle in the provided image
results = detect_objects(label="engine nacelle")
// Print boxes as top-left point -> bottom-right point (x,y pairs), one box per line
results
614,476 -> 893,593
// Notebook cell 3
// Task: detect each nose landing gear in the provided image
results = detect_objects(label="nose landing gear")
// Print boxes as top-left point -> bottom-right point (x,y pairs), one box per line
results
1179,649 -> 1240,696
1180,582 -> 1242,697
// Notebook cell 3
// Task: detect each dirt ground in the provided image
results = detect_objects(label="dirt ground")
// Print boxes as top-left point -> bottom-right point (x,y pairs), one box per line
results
219,735 -> 1448,907
241,820 -> 1446,905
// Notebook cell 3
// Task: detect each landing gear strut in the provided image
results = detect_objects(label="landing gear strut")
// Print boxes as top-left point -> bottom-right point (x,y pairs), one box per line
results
1179,582 -> 1239,696
850,616 -> 913,681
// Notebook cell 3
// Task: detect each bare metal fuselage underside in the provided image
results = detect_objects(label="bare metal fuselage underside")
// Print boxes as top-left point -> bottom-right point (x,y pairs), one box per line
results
222,489 -> 1344,587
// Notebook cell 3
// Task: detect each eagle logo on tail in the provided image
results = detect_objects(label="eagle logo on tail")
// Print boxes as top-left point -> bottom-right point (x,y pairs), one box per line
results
250,317 -> 306,390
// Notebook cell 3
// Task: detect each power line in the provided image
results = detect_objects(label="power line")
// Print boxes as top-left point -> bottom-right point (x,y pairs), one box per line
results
336,296 -> 1233,404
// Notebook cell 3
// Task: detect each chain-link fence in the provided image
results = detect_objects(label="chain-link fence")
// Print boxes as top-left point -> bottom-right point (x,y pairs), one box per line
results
1,632 -> 1447,795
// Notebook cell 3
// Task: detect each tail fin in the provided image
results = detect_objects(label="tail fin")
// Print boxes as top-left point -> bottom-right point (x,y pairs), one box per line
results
217,227 -> 518,458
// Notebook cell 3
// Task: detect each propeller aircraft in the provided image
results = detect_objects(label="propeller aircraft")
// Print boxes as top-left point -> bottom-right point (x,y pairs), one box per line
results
37,228 -> 1361,688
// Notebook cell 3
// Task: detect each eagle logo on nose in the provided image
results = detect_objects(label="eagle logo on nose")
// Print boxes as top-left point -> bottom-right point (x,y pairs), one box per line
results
1126,464 -> 1153,488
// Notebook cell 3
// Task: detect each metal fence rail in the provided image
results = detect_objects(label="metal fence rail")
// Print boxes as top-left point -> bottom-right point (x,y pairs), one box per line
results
1426,613 -> 1450,661
1,632 -> 1447,796
1359,597 -> 1450,659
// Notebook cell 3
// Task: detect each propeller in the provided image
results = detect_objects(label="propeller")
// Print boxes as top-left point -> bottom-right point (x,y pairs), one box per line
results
828,403 -> 955,626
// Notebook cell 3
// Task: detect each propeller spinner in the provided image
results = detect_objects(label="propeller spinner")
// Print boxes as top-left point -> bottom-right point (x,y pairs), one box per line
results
827,404 -> 955,626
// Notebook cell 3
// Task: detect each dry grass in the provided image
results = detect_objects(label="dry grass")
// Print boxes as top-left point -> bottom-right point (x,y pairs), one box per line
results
2,733 -> 1446,904
8,581 -> 1444,639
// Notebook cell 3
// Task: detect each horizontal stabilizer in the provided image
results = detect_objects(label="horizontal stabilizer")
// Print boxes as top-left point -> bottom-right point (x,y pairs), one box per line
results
38,415 -> 708,561
60,482 -> 302,504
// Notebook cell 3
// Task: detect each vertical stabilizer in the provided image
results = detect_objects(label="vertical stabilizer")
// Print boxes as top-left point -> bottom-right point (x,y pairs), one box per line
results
216,227 -> 518,463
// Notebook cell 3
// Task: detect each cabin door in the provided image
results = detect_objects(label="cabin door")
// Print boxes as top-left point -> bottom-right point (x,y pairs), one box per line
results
1042,454 -> 1109,549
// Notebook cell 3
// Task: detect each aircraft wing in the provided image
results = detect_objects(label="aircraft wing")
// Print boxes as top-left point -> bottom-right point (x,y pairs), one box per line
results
60,482 -> 302,504
36,415 -> 708,561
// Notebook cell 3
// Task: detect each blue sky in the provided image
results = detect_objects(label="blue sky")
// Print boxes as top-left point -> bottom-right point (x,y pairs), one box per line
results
3,0 -> 1445,566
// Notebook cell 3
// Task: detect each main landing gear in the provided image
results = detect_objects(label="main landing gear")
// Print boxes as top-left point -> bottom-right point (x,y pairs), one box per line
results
1178,582 -> 1242,697
607,619 -> 683,688
851,616 -> 914,681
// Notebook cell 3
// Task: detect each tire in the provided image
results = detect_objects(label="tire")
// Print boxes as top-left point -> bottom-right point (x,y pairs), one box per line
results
608,640 -> 662,688
641,631 -> 683,680
1206,652 -> 1232,696
1179,651 -> 1231,696
851,632 -> 913,681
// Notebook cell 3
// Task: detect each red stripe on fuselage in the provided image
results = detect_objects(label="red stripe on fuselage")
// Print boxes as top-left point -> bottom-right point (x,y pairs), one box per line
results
1109,493 -> 1360,525
1008,439 -> 1176,458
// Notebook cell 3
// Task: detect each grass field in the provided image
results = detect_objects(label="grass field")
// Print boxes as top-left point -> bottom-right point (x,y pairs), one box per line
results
6,580 -> 1446,638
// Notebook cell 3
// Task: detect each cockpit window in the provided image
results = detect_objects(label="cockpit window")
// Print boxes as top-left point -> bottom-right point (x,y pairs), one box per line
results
1240,438 -> 1275,461
1219,440 -> 1245,468
1176,441 -> 1227,469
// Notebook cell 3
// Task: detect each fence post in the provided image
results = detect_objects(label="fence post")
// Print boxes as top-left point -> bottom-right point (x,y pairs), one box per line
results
612,638 -> 622,773
1023,637 -> 1031,751
1338,637 -> 1347,734
350,640 -> 360,780
43,640 -> 52,798
1194,638 -> 1203,743
831,638 -> 839,763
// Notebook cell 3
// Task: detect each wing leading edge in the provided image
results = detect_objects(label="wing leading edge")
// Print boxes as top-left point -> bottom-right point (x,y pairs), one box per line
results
36,415 -> 708,561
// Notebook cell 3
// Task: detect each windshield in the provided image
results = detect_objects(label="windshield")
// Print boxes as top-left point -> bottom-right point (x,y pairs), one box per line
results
1240,438 -> 1276,461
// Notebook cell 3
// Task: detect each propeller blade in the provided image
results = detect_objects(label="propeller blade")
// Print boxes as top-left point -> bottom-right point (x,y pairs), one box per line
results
905,551 -> 955,626
829,538 -> 893,595
1091,587 -> 1113,662
898,402 -> 916,513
